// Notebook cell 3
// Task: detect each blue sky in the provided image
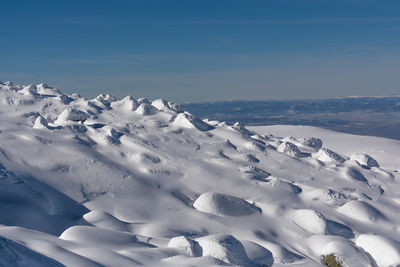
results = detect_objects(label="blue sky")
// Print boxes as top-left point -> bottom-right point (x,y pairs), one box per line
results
1,0 -> 400,102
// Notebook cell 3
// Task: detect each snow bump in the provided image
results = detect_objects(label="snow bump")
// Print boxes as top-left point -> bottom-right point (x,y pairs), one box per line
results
193,192 -> 261,216
195,234 -> 252,266
356,234 -> 400,267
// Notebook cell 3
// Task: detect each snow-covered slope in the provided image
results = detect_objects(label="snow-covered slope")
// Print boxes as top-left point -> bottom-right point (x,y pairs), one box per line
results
250,125 -> 400,170
0,81 -> 399,266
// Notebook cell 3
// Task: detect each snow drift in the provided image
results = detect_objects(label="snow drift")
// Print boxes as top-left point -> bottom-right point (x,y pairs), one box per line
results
0,81 -> 399,266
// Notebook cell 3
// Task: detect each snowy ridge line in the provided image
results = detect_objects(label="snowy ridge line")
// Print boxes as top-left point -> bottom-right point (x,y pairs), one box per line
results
0,81 -> 399,266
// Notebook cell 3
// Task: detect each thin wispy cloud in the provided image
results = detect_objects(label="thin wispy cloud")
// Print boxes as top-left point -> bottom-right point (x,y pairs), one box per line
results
65,59 -> 142,65
57,17 -> 400,26
184,17 -> 400,25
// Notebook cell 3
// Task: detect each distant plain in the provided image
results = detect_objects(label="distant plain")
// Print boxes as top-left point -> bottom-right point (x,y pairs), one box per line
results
185,96 -> 400,140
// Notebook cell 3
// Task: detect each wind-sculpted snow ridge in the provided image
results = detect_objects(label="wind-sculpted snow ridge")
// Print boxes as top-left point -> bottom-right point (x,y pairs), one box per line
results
0,81 -> 400,266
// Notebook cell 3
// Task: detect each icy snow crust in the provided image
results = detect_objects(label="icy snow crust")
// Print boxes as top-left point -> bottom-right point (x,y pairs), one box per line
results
0,81 -> 399,266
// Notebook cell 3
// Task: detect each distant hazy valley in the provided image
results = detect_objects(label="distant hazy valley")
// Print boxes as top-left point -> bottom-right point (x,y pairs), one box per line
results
185,96 -> 400,140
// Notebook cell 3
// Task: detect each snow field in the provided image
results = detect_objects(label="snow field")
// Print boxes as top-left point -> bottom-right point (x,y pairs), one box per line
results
0,81 -> 399,266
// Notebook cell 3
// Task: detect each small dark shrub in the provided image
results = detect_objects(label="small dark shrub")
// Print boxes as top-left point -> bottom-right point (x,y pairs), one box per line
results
323,254 -> 343,267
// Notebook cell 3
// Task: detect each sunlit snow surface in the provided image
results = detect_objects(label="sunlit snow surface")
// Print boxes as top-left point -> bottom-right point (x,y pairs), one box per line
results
0,81 -> 399,266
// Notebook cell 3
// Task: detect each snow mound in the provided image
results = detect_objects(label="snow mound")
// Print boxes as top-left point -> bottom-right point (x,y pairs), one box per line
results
152,99 -> 184,113
343,167 -> 368,182
280,136 -> 320,153
167,236 -> 201,257
277,141 -> 309,157
305,235 -> 374,267
135,103 -> 159,115
94,94 -> 116,109
337,200 -> 384,223
83,210 -> 129,232
57,94 -> 74,105
36,83 -> 61,96
20,84 -> 38,97
267,178 -> 302,194
173,112 -> 215,131
110,96 -> 139,111
60,226 -> 140,249
168,102 -> 185,113
222,139 -> 237,150
193,192 -> 260,216
350,153 -> 380,168
299,137 -> 323,150
241,240 -> 273,266
289,209 -> 327,234
55,109 -> 88,124
195,234 -> 252,266
301,188 -> 347,206
33,115 -> 49,129
239,166 -> 270,180
313,148 -> 346,163
356,234 -> 400,267
244,154 -> 260,163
